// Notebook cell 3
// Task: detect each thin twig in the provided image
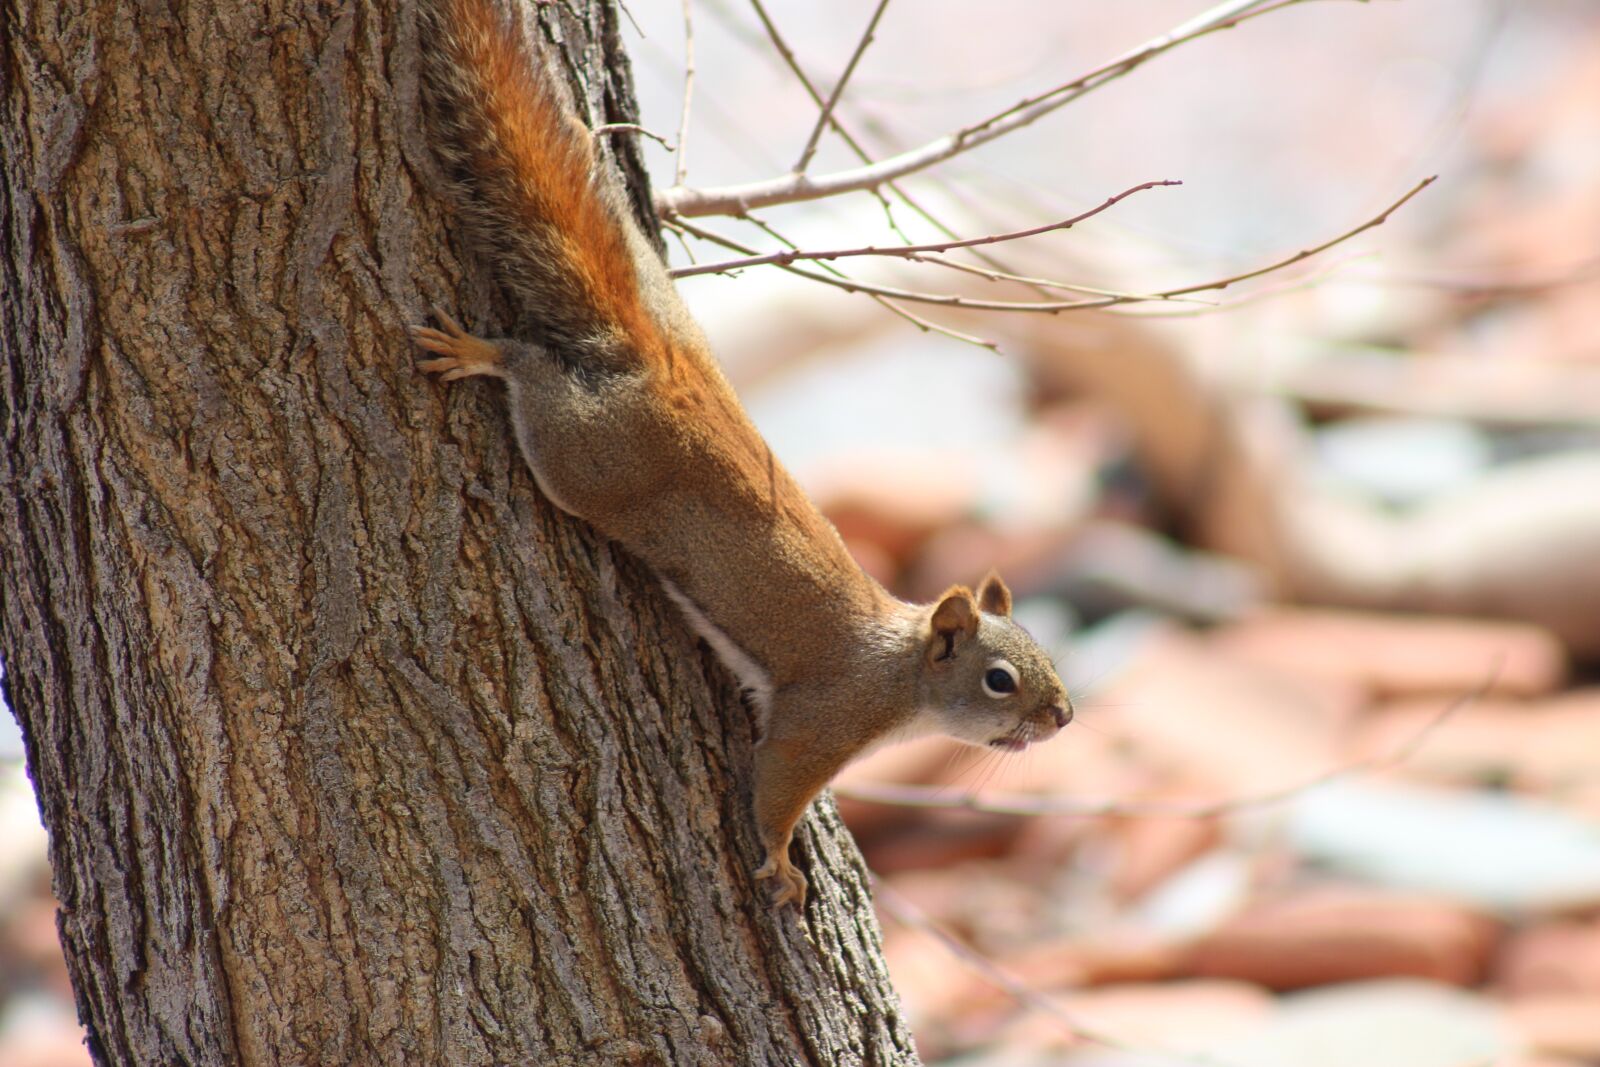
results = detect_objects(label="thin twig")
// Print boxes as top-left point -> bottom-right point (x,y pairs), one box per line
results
914,251 -> 1215,304
668,179 -> 1179,278
874,297 -> 1002,352
1156,175 -> 1436,297
793,0 -> 891,174
836,668 -> 1492,818
592,123 -> 677,150
745,216 -> 1003,351
660,0 -> 1329,217
673,216 -> 1189,313
674,0 -> 697,186
666,216 -> 1001,352
1110,251 -> 1370,318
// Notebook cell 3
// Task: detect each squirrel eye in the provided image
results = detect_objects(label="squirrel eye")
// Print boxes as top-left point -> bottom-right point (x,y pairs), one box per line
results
982,661 -> 1018,698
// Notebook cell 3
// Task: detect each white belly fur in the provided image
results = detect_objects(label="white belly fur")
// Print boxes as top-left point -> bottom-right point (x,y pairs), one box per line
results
660,580 -> 775,724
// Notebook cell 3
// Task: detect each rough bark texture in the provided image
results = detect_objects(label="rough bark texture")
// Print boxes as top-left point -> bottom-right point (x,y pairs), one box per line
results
0,1 -> 919,1064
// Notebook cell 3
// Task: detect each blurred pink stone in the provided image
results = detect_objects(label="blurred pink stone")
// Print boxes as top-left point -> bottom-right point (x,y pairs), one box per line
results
1356,688 -> 1600,792
811,455 -> 979,567
1186,887 -> 1501,990
1104,806 -> 1224,903
1090,630 -> 1358,792
1002,979 -> 1276,1055
1212,608 -> 1567,698
1499,920 -> 1600,998
1506,994 -> 1600,1059
0,1030 -> 91,1067
1003,930 -> 1191,989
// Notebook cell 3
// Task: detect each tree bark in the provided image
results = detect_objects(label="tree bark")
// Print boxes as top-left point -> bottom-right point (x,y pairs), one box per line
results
0,1 -> 919,1064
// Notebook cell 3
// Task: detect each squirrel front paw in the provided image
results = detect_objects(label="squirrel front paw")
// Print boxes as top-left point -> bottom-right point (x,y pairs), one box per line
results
754,850 -> 808,909
411,308 -> 504,382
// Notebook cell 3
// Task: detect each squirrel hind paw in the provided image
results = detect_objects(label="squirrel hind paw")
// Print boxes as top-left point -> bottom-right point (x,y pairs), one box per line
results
755,853 -> 808,909
411,321 -> 504,381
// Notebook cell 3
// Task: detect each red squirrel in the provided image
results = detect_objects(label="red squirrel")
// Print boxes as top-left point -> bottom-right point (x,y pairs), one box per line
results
411,0 -> 1072,908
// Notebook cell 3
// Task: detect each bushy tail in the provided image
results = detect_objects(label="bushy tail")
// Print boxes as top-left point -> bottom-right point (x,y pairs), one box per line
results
420,0 -> 666,364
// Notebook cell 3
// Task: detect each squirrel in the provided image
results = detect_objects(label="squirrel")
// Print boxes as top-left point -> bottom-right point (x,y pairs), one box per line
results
410,0 -> 1072,908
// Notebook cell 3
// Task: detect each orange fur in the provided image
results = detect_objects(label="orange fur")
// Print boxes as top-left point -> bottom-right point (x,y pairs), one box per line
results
442,0 -> 667,364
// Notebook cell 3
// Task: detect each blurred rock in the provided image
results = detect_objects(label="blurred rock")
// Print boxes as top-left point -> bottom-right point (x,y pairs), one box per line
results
1042,521 -> 1263,625
1356,688 -> 1600,790
840,535 -> 898,587
1131,851 -> 1256,940
1498,920 -> 1600,997
904,522 -> 1080,606
814,457 -> 977,570
0,894 -> 73,1003
0,997 -> 90,1067
1104,810 -> 1223,903
1091,630 -> 1359,792
0,767 -> 49,915
1354,697 -> 1536,786
1043,981 -> 1514,1067
1003,931 -> 1190,990
1202,980 -> 1514,1067
1514,689 -> 1600,792
833,736 -> 967,840
1005,979 -> 1275,1061
1187,887 -> 1500,990
1505,994 -> 1600,1060
878,925 -> 1005,1044
1314,417 -> 1492,506
875,866 -> 1045,947
1213,607 -> 1567,699
853,809 -> 1024,874
1289,780 -> 1600,912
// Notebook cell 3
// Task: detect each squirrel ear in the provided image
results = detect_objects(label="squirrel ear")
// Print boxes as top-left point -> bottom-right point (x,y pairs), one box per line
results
976,570 -> 1012,617
927,586 -> 980,664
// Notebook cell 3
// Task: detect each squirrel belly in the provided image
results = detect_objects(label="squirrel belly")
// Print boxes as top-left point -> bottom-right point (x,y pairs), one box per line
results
414,0 -> 1073,910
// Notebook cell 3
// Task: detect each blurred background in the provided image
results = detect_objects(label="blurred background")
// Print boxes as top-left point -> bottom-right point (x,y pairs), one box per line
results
5,0 -> 1599,1063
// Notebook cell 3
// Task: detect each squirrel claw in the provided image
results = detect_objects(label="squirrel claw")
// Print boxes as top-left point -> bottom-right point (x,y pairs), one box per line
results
755,853 -> 808,909
411,316 -> 503,381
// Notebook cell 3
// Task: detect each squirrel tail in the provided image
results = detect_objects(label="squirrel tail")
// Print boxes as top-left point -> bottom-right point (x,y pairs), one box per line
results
420,0 -> 667,365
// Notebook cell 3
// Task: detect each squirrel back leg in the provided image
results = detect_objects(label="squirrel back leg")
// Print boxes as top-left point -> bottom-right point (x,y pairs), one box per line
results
752,689 -> 867,909
412,312 -> 616,519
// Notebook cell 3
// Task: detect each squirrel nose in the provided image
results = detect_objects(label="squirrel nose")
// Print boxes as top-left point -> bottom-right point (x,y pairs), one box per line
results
1050,701 -> 1073,728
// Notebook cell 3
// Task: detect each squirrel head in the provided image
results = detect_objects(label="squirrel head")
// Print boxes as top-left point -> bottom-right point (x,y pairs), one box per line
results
916,572 -> 1072,752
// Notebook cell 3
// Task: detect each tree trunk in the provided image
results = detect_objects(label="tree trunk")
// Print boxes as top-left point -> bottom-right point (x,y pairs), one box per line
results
0,1 -> 919,1063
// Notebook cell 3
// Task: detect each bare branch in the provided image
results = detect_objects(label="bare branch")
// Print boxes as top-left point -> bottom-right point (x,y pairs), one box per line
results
914,251 -> 1216,304
836,668 -> 1491,819
742,0 -> 1051,295
668,179 -> 1179,278
673,176 -> 1433,316
660,0 -> 1328,217
674,0 -> 697,186
793,0 -> 891,174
